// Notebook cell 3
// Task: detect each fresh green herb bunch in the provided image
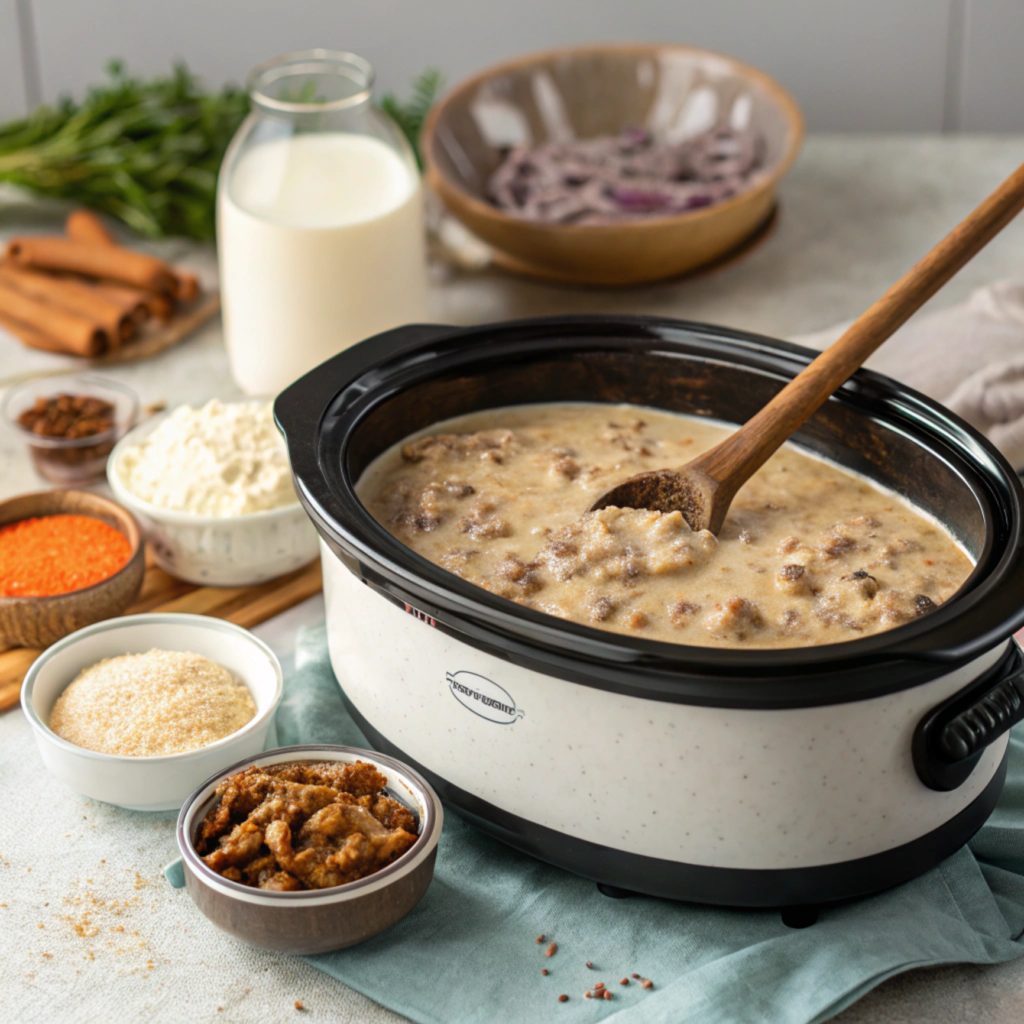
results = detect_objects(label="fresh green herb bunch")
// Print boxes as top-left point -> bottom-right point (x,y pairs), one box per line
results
0,60 -> 248,240
0,61 -> 443,240
380,68 -> 443,169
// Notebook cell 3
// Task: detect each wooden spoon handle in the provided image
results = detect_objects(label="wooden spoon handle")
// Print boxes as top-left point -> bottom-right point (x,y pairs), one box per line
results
696,159 -> 1024,488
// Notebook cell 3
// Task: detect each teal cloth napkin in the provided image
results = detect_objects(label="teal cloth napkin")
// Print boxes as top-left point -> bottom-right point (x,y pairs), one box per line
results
176,625 -> 1024,1023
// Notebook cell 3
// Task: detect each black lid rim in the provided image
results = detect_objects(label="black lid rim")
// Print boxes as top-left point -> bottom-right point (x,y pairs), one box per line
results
276,315 -> 1024,708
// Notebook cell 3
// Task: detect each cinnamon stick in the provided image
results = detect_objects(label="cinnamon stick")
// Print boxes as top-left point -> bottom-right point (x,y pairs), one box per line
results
0,280 -> 106,355
172,270 -> 199,304
92,282 -> 149,322
66,212 -> 152,323
146,293 -> 174,323
0,264 -> 133,346
65,209 -> 116,247
66,210 -> 199,305
6,236 -> 177,293
96,282 -> 172,323
0,310 -> 72,354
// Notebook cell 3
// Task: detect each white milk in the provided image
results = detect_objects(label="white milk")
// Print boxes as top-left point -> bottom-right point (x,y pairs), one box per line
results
218,132 -> 427,394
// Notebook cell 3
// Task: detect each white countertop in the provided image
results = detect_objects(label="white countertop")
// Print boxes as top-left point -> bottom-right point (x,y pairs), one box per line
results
2,134 -> 1024,1023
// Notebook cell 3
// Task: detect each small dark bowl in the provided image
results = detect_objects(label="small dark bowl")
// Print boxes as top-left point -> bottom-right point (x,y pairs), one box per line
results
0,489 -> 145,648
176,745 -> 443,955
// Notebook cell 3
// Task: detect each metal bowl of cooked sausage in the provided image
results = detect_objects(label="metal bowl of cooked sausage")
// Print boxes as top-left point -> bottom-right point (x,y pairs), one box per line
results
176,745 -> 443,954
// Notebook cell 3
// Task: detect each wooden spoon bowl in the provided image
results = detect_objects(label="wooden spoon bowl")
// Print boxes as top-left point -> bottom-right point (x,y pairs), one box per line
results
0,490 -> 145,648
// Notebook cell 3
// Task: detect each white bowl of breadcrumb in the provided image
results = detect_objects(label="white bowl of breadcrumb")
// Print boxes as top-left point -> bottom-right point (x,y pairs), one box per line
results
22,612 -> 283,811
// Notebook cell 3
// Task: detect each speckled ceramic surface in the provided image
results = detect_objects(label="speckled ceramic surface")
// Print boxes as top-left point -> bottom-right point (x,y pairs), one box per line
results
322,548 -> 1008,871
423,43 -> 803,284
0,489 -> 145,647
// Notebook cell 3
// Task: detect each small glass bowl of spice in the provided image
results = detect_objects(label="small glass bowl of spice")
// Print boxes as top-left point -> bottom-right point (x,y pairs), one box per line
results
2,373 -> 138,485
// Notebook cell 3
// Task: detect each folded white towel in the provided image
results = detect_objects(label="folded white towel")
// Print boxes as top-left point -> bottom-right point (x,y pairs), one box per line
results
793,280 -> 1024,470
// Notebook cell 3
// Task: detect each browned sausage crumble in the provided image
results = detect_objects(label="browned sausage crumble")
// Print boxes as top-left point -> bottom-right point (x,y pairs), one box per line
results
358,404 -> 973,650
195,761 -> 419,890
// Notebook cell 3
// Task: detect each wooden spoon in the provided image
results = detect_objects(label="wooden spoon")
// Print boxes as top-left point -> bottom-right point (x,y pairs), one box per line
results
589,160 -> 1024,533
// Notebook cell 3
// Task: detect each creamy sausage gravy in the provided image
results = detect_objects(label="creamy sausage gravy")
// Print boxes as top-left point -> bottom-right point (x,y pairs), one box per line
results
358,403 -> 973,649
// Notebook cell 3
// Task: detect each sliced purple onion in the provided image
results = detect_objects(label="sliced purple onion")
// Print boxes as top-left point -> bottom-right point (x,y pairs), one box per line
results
487,126 -> 762,224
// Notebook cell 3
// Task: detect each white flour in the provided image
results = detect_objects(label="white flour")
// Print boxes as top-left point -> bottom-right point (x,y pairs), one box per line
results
116,399 -> 298,516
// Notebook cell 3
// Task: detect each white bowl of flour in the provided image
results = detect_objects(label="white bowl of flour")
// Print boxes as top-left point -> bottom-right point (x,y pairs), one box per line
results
108,398 -> 319,585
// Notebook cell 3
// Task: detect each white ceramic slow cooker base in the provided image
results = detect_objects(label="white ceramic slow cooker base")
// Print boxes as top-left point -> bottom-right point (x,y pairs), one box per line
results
321,545 -> 1009,904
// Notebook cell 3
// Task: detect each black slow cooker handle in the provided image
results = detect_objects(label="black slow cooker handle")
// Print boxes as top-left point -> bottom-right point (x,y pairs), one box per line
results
913,642 -> 1024,791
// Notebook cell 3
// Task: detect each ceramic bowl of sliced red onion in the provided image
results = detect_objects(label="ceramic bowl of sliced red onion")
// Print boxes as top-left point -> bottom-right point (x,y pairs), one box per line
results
423,43 -> 803,285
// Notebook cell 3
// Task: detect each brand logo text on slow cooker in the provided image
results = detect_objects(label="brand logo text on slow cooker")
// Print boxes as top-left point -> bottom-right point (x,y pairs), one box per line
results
447,671 -> 525,725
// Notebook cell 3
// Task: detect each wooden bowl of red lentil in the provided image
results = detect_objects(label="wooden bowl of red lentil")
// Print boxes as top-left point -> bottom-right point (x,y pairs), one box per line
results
0,489 -> 145,648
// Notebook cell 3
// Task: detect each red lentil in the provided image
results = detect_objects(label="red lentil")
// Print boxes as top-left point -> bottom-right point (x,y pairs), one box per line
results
558,995 -> 568,1003
541,969 -> 549,976
0,515 -> 131,597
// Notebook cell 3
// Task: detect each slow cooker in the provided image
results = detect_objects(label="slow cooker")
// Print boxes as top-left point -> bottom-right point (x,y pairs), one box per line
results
275,315 -> 1024,909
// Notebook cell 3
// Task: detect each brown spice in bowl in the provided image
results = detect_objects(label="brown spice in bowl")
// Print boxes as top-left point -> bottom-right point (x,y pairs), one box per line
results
196,761 -> 419,890
16,393 -> 117,480
17,393 -> 115,439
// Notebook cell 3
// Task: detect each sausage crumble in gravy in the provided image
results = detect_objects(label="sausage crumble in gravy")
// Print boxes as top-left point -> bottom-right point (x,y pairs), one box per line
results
358,404 -> 972,649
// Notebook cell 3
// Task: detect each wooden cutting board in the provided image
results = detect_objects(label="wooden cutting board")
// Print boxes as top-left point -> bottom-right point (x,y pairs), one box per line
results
0,547 -> 322,713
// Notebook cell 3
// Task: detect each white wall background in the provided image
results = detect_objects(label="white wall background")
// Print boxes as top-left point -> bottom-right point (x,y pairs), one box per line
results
1,0 -> 1022,131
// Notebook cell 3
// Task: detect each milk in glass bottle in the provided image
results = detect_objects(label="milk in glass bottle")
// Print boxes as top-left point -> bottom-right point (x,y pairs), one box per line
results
218,51 -> 427,394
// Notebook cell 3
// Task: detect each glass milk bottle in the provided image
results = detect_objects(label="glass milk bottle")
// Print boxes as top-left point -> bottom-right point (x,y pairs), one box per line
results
218,50 -> 428,394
